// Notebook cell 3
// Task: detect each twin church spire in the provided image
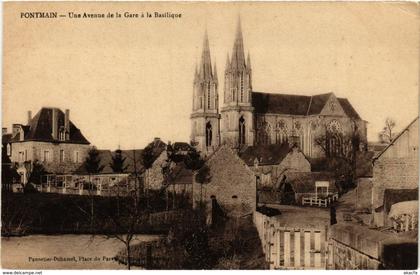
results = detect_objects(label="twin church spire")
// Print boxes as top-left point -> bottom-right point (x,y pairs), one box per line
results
191,18 -> 254,154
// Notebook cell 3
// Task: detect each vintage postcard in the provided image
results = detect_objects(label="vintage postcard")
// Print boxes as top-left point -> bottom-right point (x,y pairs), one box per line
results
1,1 -> 419,271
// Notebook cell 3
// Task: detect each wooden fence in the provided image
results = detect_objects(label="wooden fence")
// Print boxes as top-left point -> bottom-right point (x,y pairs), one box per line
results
254,211 -> 329,269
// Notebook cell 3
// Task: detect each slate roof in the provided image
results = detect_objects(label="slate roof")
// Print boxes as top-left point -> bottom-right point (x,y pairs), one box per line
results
11,108 -> 90,144
252,91 -> 361,119
239,143 -> 291,166
169,162 -> 193,185
283,171 -> 336,194
75,139 -> 167,175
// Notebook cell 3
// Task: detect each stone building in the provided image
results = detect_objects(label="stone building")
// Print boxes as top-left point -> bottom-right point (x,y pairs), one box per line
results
239,143 -> 311,189
371,117 -> 419,227
191,19 -> 367,157
6,107 -> 91,183
193,145 -> 256,221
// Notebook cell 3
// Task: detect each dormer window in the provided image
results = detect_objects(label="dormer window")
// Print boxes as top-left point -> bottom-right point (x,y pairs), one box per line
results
59,127 -> 66,141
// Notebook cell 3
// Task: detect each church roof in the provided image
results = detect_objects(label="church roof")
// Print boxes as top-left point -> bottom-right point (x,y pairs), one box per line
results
239,143 -> 291,166
252,91 -> 361,119
11,107 -> 90,144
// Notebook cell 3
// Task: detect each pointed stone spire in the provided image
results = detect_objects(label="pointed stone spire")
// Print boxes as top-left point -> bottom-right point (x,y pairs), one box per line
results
225,53 -> 230,71
247,52 -> 251,70
231,15 -> 246,70
200,29 -> 212,80
194,62 -> 199,83
213,61 -> 218,83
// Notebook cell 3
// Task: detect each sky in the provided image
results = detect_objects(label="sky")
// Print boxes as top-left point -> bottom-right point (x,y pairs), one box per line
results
3,2 -> 419,150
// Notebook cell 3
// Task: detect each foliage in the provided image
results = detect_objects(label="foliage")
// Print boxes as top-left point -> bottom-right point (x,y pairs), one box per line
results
314,120 -> 362,191
84,147 -> 104,174
379,117 -> 396,144
110,149 -> 128,173
27,160 -> 46,186
1,153 -> 19,186
196,165 -> 211,184
184,147 -> 205,171
141,145 -> 156,170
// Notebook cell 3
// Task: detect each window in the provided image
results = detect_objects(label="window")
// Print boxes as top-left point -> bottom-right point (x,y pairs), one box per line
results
18,151 -> 24,162
59,150 -> 65,163
206,122 -> 212,147
43,150 -> 50,162
6,144 -> 11,156
73,151 -> 80,163
59,128 -> 66,141
239,116 -> 246,145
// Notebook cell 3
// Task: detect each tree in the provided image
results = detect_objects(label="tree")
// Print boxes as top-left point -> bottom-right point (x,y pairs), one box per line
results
314,120 -> 362,192
183,147 -> 209,205
1,153 -> 19,191
110,149 -> 128,216
26,160 -> 46,193
110,149 -> 128,173
83,147 -> 104,230
379,118 -> 396,144
142,144 -> 156,208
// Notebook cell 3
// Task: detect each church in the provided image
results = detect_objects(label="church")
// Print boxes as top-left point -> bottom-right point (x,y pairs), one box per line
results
190,20 -> 367,159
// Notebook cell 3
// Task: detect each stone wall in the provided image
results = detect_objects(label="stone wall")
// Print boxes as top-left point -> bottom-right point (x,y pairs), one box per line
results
145,150 -> 167,190
356,177 -> 373,210
251,148 -> 311,189
193,146 -> 256,217
330,223 -> 418,269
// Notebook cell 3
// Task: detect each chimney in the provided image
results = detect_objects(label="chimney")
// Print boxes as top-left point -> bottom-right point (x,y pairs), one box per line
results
65,109 -> 70,140
2,127 -> 7,135
27,111 -> 32,125
52,108 -> 58,140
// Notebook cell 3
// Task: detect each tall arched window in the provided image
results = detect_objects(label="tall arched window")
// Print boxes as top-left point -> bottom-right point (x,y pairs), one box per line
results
327,120 -> 343,156
206,122 -> 212,147
239,116 -> 246,145
276,120 -> 288,144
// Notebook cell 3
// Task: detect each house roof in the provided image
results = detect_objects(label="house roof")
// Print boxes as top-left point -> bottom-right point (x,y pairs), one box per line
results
75,139 -> 166,175
283,171 -> 336,193
11,108 -> 90,144
169,162 -> 193,185
252,91 -> 361,119
373,117 -> 419,161
239,143 -> 291,166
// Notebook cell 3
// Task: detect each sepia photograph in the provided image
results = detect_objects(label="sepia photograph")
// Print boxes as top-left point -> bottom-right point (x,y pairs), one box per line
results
1,1 -> 419,271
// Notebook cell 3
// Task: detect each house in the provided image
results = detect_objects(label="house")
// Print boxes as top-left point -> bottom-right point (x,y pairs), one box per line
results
193,145 -> 256,223
5,108 -> 91,184
371,117 -> 419,227
37,138 -> 168,196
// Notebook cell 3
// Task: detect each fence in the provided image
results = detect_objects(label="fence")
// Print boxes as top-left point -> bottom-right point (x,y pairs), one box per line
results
301,193 -> 338,208
254,211 -> 329,270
